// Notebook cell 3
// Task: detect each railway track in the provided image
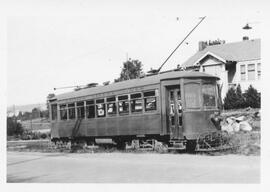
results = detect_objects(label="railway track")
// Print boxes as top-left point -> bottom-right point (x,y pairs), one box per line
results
7,138 -> 233,154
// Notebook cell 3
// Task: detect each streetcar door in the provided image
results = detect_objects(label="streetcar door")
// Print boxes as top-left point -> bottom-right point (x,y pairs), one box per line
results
167,87 -> 183,139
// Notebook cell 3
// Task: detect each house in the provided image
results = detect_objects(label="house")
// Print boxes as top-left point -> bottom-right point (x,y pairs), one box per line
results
181,38 -> 261,99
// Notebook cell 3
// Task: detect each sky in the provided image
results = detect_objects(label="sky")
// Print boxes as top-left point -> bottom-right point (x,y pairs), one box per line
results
3,0 -> 263,106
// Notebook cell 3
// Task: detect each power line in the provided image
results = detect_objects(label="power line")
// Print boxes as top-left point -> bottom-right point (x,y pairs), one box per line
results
156,16 -> 206,73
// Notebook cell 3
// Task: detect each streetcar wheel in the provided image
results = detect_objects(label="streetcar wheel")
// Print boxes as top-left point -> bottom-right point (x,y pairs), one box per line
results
116,141 -> 126,150
186,140 -> 197,153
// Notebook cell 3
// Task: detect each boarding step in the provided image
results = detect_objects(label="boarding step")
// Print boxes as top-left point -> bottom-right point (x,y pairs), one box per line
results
168,139 -> 186,150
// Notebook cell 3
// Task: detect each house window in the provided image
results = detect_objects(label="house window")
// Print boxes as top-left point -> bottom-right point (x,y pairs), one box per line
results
68,103 -> 75,119
257,63 -> 261,80
240,65 -> 246,81
247,64 -> 255,80
86,100 -> 95,118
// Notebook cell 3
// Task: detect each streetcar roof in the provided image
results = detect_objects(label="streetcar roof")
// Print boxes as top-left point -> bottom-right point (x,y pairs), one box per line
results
53,71 -> 219,101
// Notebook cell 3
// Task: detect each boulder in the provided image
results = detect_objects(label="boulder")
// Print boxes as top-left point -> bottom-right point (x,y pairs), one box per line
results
226,117 -> 234,124
221,123 -> 234,133
239,121 -> 252,131
231,122 -> 240,132
235,116 -> 245,122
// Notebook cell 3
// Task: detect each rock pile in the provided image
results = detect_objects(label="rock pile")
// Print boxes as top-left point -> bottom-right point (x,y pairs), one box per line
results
220,109 -> 260,133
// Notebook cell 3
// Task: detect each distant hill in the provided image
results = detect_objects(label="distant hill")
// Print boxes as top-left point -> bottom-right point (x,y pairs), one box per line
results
7,103 -> 47,114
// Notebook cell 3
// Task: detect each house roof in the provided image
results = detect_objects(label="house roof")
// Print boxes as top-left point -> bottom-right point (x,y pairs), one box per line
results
54,71 -> 219,101
182,39 -> 261,67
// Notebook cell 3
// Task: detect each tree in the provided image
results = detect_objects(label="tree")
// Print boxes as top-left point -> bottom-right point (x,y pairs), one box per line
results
22,112 -> 31,121
32,108 -> 41,119
17,111 -> 23,120
243,85 -> 261,108
7,117 -> 24,136
114,59 -> 144,82
40,110 -> 49,118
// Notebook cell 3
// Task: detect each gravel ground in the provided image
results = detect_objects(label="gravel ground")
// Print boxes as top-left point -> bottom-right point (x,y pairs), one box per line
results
7,151 -> 260,183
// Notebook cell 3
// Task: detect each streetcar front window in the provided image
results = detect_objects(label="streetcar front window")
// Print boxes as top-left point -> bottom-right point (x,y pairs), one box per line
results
51,104 -> 57,120
68,103 -> 75,119
60,104 -> 67,120
184,83 -> 201,109
202,83 -> 216,108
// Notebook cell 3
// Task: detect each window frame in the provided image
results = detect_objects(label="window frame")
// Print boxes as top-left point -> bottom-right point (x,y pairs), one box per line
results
67,103 -> 76,120
143,90 -> 157,112
184,82 -> 201,110
86,100 -> 95,119
59,104 -> 68,120
76,101 -> 85,119
130,92 -> 143,113
106,96 -> 117,116
118,94 -> 130,115
96,98 -> 106,118
257,63 -> 261,80
51,104 -> 58,121
201,83 -> 217,109
247,63 -> 255,81
240,64 -> 246,81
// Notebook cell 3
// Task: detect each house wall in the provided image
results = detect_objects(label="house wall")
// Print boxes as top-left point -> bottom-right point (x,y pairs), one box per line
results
198,57 -> 261,98
234,59 -> 261,92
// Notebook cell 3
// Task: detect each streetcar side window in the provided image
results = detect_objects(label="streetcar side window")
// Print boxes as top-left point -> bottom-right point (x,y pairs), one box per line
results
143,90 -> 157,111
86,100 -> 95,118
60,104 -> 67,120
118,95 -> 129,115
77,101 -> 85,119
96,99 -> 106,117
106,96 -> 117,116
130,93 -> 143,113
51,104 -> 57,120
68,103 -> 75,119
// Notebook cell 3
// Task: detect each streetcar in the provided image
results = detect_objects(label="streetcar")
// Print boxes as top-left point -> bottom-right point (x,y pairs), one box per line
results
48,70 -> 224,151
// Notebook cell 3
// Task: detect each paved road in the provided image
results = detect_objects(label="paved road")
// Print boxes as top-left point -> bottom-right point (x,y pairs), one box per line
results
7,151 -> 260,183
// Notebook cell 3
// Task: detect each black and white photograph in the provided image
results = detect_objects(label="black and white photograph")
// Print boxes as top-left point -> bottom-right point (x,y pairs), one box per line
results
1,0 -> 269,191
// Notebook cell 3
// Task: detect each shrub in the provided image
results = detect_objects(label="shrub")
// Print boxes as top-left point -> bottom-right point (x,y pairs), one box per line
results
235,84 -> 246,108
243,85 -> 261,108
223,87 -> 238,109
40,133 -> 48,139
223,84 -> 261,110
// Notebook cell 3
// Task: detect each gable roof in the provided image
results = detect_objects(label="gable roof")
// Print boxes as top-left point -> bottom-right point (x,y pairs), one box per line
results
182,39 -> 261,67
54,71 -> 219,101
